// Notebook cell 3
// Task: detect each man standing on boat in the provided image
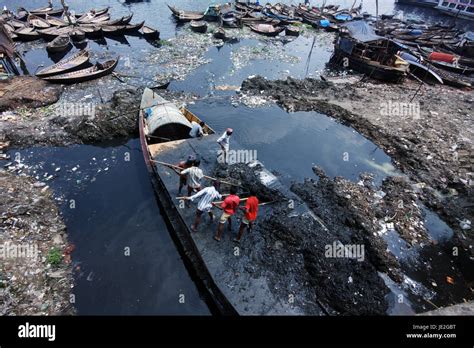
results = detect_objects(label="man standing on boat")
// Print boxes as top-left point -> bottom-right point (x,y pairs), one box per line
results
174,155 -> 195,195
184,180 -> 222,232
217,128 -> 233,164
180,159 -> 204,197
213,186 -> 240,242
235,188 -> 259,243
189,121 -> 206,138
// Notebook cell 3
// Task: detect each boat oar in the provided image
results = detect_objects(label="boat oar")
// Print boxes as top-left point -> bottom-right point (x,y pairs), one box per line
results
152,160 -> 242,187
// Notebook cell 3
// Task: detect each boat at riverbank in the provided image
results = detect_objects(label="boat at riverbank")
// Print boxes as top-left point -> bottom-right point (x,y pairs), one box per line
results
138,88 -> 325,315
334,21 -> 409,82
396,0 -> 438,7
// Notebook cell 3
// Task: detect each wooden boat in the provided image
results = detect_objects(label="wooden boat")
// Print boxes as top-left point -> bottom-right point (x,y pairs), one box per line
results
45,14 -> 67,27
27,14 -> 51,29
285,25 -> 300,36
334,22 -> 409,82
398,51 -> 444,84
79,13 -> 111,24
141,25 -> 160,40
16,8 -> 29,21
105,14 -> 133,26
46,35 -> 71,53
37,26 -> 72,40
167,4 -> 205,22
124,21 -> 145,33
74,7 -> 109,19
7,18 -> 26,29
69,28 -> 86,42
102,25 -> 127,36
42,58 -> 119,84
36,49 -> 90,77
30,3 -> 63,18
213,27 -> 227,40
13,27 -> 40,41
190,20 -> 207,33
78,25 -> 103,38
249,24 -> 285,37
417,46 -> 474,75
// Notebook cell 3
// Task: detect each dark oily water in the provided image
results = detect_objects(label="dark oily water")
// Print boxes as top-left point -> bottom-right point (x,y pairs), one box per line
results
8,140 -> 210,315
187,98 -> 396,185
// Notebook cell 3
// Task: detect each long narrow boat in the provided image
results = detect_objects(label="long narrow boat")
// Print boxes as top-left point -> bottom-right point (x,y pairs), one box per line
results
74,7 -> 109,19
27,14 -> 51,29
41,58 -> 119,83
167,4 -> 205,22
138,89 -> 238,315
13,26 -> 40,41
36,49 -> 90,77
249,23 -> 285,37
141,25 -> 160,40
138,89 -> 316,315
46,35 -> 71,53
102,25 -> 127,36
45,14 -> 68,27
124,21 -> 145,33
7,18 -> 26,29
190,20 -> 207,33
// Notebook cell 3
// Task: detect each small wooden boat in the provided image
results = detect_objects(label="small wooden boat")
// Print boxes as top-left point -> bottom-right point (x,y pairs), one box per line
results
77,13 -> 110,24
42,59 -> 119,84
30,4 -> 63,18
74,7 -> 109,19
13,27 -> 40,41
190,20 -> 207,33
16,8 -> 29,21
46,35 -> 71,53
141,25 -> 160,40
167,4 -> 205,22
102,25 -> 127,36
124,21 -> 145,33
28,14 -> 51,29
285,25 -> 300,36
69,28 -> 86,42
45,14 -> 67,27
78,25 -> 103,38
7,18 -> 26,29
249,24 -> 285,37
418,46 -> 474,75
213,27 -> 227,40
37,26 -> 71,40
398,51 -> 444,85
36,49 -> 90,77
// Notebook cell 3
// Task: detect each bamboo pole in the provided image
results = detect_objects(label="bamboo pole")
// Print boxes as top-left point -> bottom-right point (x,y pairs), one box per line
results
152,160 -> 242,187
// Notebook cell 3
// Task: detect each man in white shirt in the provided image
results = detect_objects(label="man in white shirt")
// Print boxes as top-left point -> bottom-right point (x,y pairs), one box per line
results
184,180 -> 222,232
217,128 -> 233,164
189,121 -> 205,138
180,159 -> 204,197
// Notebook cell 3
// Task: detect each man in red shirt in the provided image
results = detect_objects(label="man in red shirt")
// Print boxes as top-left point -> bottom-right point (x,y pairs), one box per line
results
213,186 -> 240,242
235,188 -> 259,243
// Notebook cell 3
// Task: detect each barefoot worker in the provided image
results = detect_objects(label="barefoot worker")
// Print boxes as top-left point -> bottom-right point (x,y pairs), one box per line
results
214,186 -> 240,242
235,188 -> 259,243
180,159 -> 204,197
173,155 -> 195,195
183,181 -> 222,232
217,128 -> 233,164
189,121 -> 205,138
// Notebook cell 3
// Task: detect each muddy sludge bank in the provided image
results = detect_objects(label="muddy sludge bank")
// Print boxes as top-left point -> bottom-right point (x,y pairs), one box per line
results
0,170 -> 75,315
239,76 -> 474,275
0,82 -> 201,151
214,162 -> 472,314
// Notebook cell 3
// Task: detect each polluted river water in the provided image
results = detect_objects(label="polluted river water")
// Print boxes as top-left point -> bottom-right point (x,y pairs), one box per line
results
3,0 -> 473,315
